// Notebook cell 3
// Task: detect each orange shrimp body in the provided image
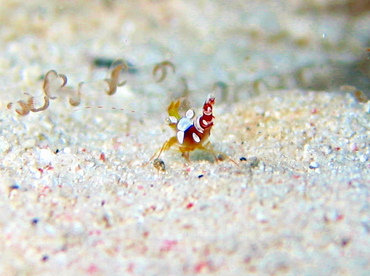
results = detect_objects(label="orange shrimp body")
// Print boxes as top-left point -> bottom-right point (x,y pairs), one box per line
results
169,94 -> 214,149
150,94 -> 226,162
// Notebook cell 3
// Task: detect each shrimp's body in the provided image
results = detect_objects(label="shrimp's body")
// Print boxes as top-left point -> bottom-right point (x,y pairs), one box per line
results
149,94 -> 236,164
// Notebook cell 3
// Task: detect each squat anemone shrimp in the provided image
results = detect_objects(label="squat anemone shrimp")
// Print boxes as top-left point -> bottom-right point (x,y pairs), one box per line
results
148,93 -> 237,165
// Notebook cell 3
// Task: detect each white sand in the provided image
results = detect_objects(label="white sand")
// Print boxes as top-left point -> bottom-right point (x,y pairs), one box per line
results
0,1 -> 369,275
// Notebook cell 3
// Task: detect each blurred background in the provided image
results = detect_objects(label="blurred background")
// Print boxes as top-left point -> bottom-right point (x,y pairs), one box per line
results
0,0 -> 369,112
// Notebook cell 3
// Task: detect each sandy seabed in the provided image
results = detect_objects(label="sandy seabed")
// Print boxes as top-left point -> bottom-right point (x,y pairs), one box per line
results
0,1 -> 369,275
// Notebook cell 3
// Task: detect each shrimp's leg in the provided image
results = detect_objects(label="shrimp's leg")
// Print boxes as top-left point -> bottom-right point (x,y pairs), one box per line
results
179,147 -> 191,163
145,136 -> 178,165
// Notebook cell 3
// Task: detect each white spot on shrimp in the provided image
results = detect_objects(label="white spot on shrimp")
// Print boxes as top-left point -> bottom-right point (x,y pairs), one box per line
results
168,116 -> 178,124
177,117 -> 193,132
192,133 -> 200,143
177,131 -> 185,144
185,109 -> 195,119
204,107 -> 212,115
194,116 -> 204,133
